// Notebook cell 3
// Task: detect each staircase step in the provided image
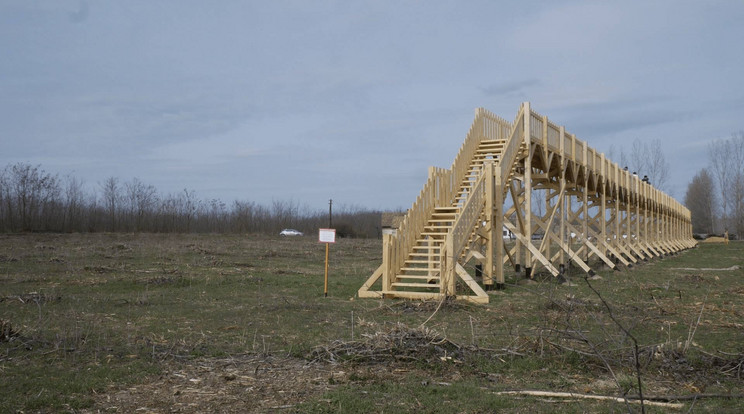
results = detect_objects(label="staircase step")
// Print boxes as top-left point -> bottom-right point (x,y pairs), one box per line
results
407,256 -> 440,261
391,282 -> 440,289
392,138 -> 512,286
412,243 -> 442,248
404,259 -> 440,264
396,275 -> 440,281
422,226 -> 449,230
400,267 -> 440,277
400,265 -> 439,270
380,290 -> 443,299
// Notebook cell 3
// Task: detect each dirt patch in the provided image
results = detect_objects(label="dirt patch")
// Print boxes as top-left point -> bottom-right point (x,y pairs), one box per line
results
89,354 -> 349,413
84,265 -> 117,273
387,298 -> 469,314
88,325 -> 496,413
1,292 -> 60,305
544,295 -> 602,313
0,254 -> 19,262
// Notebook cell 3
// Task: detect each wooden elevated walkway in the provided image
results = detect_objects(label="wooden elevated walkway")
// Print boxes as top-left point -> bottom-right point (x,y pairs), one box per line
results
359,103 -> 696,303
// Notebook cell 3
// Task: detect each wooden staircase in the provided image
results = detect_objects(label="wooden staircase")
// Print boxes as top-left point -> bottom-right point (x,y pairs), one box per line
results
388,140 -> 506,296
360,103 -> 696,304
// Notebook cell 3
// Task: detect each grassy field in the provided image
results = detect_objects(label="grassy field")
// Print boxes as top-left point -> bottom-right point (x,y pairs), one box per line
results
1,233 -> 742,413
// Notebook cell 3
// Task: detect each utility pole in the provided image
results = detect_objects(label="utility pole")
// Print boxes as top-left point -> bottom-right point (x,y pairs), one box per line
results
329,199 -> 333,227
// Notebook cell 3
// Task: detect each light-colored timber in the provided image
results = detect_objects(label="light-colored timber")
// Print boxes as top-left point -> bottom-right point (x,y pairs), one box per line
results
358,103 -> 696,303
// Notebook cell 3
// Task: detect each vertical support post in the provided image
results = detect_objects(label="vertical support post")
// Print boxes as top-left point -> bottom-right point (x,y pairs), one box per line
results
523,103 -> 533,278
545,185 -> 552,263
634,176 -> 642,258
514,179 -> 522,273
615,167 -> 622,260
444,236 -> 456,296
382,234 -> 393,292
324,242 -> 330,297
567,194 -> 573,261
559,126 -> 566,272
494,167 -> 504,288
484,162 -> 495,289
625,172 -> 632,255
642,182 -> 648,253
582,143 -> 589,262
542,115 -> 551,268
600,155 -> 607,257
651,191 -> 657,251
328,199 -> 333,227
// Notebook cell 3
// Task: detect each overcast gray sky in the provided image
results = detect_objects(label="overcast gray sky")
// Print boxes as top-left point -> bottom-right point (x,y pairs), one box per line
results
2,1 -> 743,211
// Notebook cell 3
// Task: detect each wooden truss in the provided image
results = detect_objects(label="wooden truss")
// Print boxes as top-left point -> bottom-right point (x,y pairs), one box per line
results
359,103 -> 696,303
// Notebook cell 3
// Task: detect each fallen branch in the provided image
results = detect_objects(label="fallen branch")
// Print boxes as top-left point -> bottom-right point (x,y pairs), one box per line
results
670,265 -> 740,271
583,276 -> 646,412
641,393 -> 744,402
493,390 -> 682,409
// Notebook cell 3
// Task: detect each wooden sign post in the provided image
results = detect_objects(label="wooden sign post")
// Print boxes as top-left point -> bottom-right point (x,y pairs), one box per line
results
318,228 -> 336,297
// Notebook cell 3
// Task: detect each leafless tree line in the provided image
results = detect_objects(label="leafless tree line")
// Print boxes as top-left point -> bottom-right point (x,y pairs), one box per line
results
608,139 -> 671,194
0,162 -> 383,237
685,131 -> 744,237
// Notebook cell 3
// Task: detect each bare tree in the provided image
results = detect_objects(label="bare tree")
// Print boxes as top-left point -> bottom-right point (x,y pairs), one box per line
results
628,140 -> 647,175
607,144 -> 629,171
2,163 -> 60,231
101,177 -> 120,232
729,132 -> 744,236
708,131 -> 744,235
271,199 -> 300,231
125,178 -> 158,232
1,161 -> 387,236
708,138 -> 731,232
0,168 -> 9,231
180,189 -> 197,232
684,168 -> 717,234
63,174 -> 87,232
627,139 -> 670,193
645,140 -> 670,192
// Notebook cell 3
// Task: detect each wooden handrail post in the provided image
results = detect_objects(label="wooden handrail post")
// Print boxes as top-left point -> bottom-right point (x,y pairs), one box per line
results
485,161 -> 495,288
523,102 -> 532,278
382,233 -> 393,292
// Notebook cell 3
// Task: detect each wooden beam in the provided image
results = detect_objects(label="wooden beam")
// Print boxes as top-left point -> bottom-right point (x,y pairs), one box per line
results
503,221 -> 560,276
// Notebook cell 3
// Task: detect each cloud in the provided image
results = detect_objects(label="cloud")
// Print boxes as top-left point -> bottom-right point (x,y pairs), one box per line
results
68,1 -> 89,23
2,1 -> 744,209
481,79 -> 541,96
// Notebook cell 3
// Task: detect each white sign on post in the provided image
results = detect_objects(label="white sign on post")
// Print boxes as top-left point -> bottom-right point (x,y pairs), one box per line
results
318,228 -> 336,243
319,228 -> 336,297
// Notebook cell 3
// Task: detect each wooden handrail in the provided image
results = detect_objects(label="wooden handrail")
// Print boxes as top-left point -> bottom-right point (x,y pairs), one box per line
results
499,105 -> 526,188
447,164 -> 489,261
389,167 -> 453,272
388,109 -> 513,275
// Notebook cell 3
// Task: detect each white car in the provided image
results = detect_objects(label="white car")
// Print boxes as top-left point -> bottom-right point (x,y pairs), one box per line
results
279,229 -> 303,236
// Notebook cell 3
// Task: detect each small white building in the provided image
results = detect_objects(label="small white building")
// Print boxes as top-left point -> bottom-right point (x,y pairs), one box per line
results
381,212 -> 405,236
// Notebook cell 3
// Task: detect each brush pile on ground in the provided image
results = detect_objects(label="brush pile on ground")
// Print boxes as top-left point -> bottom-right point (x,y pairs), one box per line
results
309,323 -> 465,364
0,319 -> 18,342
